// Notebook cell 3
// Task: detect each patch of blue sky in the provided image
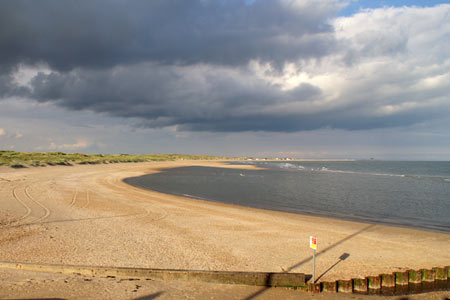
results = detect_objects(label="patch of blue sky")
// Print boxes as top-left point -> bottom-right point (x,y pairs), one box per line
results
339,0 -> 450,16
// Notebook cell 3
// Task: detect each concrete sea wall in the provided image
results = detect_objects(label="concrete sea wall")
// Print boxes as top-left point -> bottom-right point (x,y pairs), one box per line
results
0,261 -> 449,296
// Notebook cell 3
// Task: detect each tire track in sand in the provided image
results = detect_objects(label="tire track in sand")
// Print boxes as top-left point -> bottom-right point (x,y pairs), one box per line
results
69,189 -> 78,208
10,187 -> 32,224
24,186 -> 51,223
81,190 -> 90,209
69,189 -> 89,210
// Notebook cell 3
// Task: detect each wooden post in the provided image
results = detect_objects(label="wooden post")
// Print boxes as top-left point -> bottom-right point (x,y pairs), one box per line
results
367,275 -> 381,294
395,271 -> 409,295
433,267 -> 447,290
321,281 -> 337,292
421,269 -> 435,291
408,269 -> 422,294
337,279 -> 353,293
381,273 -> 395,295
446,266 -> 450,289
353,278 -> 368,294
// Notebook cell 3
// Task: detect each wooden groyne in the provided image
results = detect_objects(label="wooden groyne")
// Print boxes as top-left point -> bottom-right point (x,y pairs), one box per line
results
306,266 -> 450,295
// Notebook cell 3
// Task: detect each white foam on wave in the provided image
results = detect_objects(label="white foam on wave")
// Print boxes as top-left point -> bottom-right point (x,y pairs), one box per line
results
314,168 -> 407,178
278,163 -> 306,170
275,163 -> 438,179
280,163 -> 295,168
182,193 -> 207,200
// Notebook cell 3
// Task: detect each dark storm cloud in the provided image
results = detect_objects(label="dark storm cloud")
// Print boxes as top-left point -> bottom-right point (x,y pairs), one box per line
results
28,64 -> 325,131
28,64 -> 449,132
1,1 -> 449,133
0,73 -> 12,97
0,0 -> 338,71
0,0 -> 346,132
0,67 -> 28,98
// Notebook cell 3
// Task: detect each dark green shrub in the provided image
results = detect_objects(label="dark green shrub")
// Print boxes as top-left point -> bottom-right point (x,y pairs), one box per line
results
10,164 -> 26,168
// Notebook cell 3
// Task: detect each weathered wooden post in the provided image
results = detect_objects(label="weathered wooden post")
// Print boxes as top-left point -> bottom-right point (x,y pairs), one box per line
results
446,266 -> 450,289
394,271 -> 409,295
421,268 -> 435,291
353,278 -> 368,294
321,281 -> 337,292
306,282 -> 321,293
337,279 -> 353,293
367,275 -> 381,294
408,269 -> 422,294
381,273 -> 395,295
433,267 -> 448,290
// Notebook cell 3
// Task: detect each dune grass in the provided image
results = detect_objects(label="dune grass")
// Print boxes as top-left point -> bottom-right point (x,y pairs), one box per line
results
0,151 -> 240,168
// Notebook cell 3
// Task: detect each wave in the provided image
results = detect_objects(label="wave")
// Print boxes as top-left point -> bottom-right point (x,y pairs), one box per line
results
318,168 -> 406,177
272,162 -> 407,177
269,162 -> 450,182
238,161 -> 450,183
181,193 -> 209,201
314,168 -> 450,182
277,163 -> 306,170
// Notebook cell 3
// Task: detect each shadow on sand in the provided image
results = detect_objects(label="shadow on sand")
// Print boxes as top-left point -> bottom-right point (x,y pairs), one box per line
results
315,252 -> 350,282
244,223 -> 376,300
398,298 -> 449,300
133,291 -> 165,300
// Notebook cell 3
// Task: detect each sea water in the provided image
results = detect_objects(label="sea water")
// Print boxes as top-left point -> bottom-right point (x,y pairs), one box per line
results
124,161 -> 450,233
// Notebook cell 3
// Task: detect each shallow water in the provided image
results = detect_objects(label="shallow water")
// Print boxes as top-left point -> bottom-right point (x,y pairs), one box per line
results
125,161 -> 450,233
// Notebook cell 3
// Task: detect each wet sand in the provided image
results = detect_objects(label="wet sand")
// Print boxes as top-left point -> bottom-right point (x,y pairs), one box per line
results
0,161 -> 449,299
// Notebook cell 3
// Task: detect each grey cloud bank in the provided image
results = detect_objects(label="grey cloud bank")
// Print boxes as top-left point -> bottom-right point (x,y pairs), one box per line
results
0,0 -> 339,70
0,0 -> 449,135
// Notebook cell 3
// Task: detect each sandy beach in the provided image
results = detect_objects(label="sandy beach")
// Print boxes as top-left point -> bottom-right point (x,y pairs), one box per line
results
0,161 -> 449,299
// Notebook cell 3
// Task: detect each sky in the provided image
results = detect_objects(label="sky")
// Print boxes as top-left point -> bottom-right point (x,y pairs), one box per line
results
1,0 -> 450,160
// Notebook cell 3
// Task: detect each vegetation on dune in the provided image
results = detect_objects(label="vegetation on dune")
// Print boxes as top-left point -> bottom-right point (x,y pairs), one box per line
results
0,151 -> 240,168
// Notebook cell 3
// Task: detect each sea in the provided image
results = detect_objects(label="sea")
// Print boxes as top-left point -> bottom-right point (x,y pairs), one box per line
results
124,161 -> 450,234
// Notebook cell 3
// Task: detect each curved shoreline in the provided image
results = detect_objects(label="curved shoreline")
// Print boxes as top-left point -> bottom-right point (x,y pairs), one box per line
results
1,161 -> 450,285
123,163 -> 450,235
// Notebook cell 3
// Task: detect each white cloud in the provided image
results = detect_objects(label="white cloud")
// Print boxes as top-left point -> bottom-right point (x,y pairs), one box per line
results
12,64 -> 52,89
283,4 -> 450,119
0,127 -> 24,139
48,139 -> 90,151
